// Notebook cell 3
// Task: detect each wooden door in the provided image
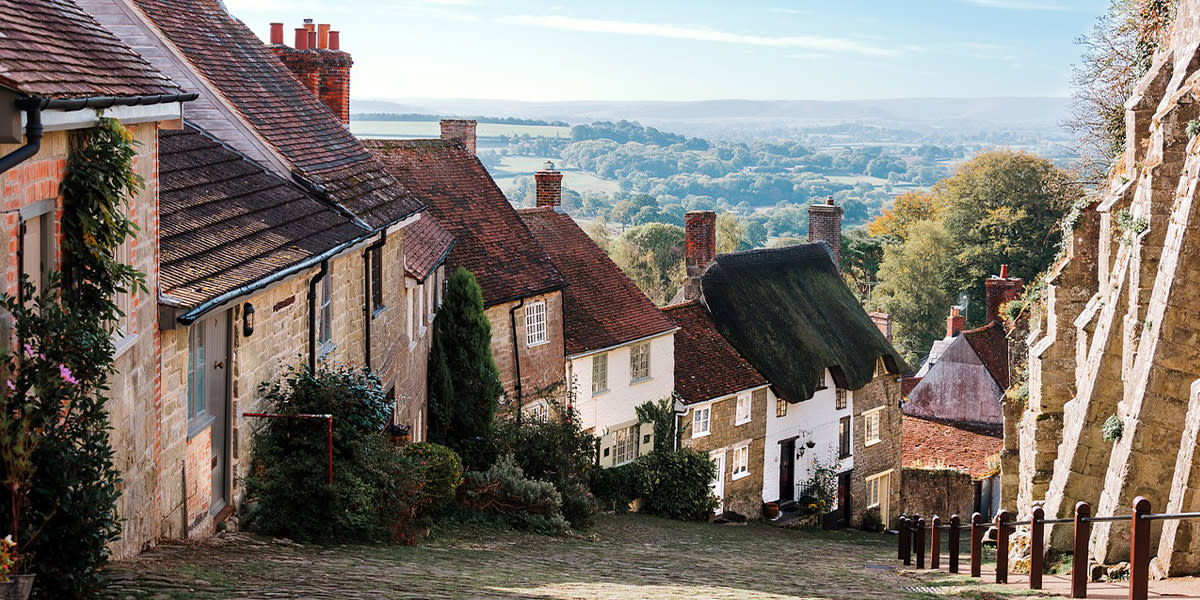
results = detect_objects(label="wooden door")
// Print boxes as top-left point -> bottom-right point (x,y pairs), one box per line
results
838,470 -> 853,527
778,440 -> 795,502
203,313 -> 231,514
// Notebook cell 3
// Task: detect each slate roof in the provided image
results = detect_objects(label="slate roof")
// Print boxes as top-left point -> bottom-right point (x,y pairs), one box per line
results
963,321 -> 1010,390
402,213 -> 455,282
699,243 -> 906,403
518,207 -> 675,355
129,0 -> 422,228
365,139 -> 565,307
0,0 -> 178,98
664,301 -> 767,405
902,415 -> 1003,480
159,124 -> 366,309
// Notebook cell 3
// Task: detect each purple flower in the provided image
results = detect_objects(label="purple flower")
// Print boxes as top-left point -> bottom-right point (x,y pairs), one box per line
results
58,364 -> 78,386
4,381 -> 13,392
22,344 -> 32,357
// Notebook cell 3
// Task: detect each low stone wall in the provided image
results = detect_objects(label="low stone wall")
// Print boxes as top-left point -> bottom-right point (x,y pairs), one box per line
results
901,467 -> 974,520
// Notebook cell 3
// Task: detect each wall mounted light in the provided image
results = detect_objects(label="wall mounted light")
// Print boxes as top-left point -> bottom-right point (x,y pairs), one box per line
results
242,302 -> 256,337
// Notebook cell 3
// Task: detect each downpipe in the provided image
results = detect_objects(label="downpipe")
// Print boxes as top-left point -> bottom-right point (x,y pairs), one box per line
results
361,231 -> 386,370
308,261 -> 329,372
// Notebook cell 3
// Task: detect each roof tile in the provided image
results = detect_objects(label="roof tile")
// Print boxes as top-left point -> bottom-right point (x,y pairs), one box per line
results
664,301 -> 767,405
901,415 -> 1002,479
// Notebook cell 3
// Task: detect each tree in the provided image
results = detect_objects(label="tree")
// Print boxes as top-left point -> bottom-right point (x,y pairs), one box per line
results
866,190 -> 938,240
427,268 -> 503,468
608,223 -> 685,305
841,228 -> 892,302
716,212 -> 749,254
872,220 -> 957,365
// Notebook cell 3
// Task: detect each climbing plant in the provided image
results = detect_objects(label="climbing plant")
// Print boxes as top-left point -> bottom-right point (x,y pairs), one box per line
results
0,116 -> 142,599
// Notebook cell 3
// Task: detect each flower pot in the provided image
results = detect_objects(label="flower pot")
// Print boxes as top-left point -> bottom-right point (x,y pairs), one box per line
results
0,574 -> 35,600
763,502 -> 781,519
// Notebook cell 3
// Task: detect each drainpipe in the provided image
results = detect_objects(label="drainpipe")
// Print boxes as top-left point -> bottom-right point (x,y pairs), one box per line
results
307,261 -> 329,372
0,99 -> 43,175
361,231 -> 386,371
508,298 -> 525,424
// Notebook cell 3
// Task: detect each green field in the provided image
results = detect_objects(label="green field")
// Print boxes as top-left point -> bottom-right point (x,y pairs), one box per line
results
491,155 -> 622,196
351,120 -> 570,139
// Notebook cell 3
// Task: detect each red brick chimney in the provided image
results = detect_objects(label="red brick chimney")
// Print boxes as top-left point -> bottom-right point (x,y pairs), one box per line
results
947,306 -> 965,338
870,311 -> 893,341
440,119 -> 477,156
682,211 -> 717,301
809,196 -> 843,270
269,18 -> 353,126
985,264 -> 1024,325
535,161 -> 563,210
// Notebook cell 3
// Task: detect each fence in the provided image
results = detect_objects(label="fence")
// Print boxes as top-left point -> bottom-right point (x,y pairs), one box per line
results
897,496 -> 1200,600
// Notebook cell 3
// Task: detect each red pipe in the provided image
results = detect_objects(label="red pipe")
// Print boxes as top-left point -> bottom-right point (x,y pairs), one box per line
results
242,412 -> 333,484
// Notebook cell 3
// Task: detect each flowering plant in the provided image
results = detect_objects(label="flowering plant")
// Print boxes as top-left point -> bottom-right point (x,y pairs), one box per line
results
0,536 -> 15,582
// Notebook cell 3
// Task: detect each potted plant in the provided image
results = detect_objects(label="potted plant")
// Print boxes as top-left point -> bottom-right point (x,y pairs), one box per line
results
0,536 -> 33,600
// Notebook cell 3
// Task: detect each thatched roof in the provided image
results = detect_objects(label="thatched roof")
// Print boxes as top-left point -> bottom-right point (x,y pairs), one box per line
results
699,243 -> 906,403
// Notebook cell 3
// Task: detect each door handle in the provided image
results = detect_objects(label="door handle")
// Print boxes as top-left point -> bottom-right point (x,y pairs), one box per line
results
213,360 -> 224,370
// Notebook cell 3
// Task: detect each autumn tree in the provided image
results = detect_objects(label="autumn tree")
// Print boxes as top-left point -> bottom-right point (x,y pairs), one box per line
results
872,220 -> 957,364
866,190 -> 937,240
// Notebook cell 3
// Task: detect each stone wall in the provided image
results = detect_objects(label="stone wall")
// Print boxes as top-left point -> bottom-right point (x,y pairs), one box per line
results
851,371 -> 903,528
901,468 -> 975,521
681,386 -> 769,518
486,292 -> 566,405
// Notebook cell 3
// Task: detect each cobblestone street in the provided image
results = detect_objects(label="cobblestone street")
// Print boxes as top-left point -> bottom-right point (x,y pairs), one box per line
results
102,514 -> 1042,600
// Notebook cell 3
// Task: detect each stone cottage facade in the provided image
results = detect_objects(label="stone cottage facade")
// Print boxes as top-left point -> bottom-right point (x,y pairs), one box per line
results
517,166 -> 677,468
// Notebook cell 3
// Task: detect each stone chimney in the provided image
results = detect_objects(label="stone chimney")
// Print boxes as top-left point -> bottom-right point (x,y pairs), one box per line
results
269,18 -> 353,125
535,161 -> 563,210
681,211 -> 717,301
440,119 -> 477,156
809,196 -> 843,269
985,264 -> 1024,325
870,311 -> 893,341
947,306 -> 965,338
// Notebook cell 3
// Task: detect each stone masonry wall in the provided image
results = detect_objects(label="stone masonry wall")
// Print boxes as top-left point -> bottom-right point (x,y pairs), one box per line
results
901,468 -> 975,522
852,371 -> 903,528
486,292 -> 566,405
681,387 -> 769,518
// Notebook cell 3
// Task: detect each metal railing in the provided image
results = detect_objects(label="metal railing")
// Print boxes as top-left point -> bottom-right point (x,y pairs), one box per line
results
897,497 -> 1200,600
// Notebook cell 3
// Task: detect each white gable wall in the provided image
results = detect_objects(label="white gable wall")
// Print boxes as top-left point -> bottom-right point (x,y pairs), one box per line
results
762,369 -> 854,503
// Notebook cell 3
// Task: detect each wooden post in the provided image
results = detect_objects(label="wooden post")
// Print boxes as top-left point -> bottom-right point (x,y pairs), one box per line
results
970,512 -> 983,578
899,515 -> 910,564
1030,506 -> 1044,590
949,514 -> 961,574
1072,501 -> 1090,599
931,516 -> 942,570
915,516 -> 926,569
1130,497 -> 1151,600
995,510 -> 1011,584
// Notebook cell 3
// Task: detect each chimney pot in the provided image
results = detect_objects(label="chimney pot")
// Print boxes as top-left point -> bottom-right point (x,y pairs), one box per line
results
294,27 -> 309,49
682,211 -> 718,301
317,23 -> 330,49
947,306 -> 965,337
307,30 -> 317,49
328,31 -> 340,50
999,264 -> 1009,279
269,22 -> 284,45
440,119 -> 477,156
304,19 -> 315,30
826,195 -> 834,205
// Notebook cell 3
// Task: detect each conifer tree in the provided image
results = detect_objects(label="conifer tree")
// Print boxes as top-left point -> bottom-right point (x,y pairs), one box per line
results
426,267 -> 502,468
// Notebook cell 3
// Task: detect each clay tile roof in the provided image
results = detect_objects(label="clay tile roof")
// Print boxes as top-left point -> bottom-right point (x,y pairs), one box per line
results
699,243 -> 907,403
663,301 -> 767,405
159,124 -> 366,309
518,207 -> 676,355
901,415 -> 1002,480
129,0 -> 422,228
364,139 -> 565,306
963,321 -> 1010,390
402,213 -> 454,281
0,0 -> 178,98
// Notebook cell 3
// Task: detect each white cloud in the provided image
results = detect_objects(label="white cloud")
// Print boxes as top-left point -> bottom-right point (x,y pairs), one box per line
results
496,15 -> 903,57
960,0 -> 1071,10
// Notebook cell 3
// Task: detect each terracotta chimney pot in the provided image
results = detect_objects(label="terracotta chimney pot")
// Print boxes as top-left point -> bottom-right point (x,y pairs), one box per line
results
269,22 -> 284,45
328,31 -> 340,50
294,27 -> 309,50
317,24 -> 330,49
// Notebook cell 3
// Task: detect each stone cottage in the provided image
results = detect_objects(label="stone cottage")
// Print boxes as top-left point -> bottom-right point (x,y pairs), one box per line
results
517,165 -> 677,467
0,0 -> 194,558
673,207 -> 906,527
366,126 -> 569,410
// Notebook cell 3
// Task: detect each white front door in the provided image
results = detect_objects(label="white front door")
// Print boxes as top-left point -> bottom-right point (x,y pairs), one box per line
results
711,451 -> 726,509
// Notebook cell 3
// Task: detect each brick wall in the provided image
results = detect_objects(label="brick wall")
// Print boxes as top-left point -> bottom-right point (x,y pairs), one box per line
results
851,371 -> 903,528
535,168 -> 563,209
440,119 -> 477,156
681,387 -> 768,518
486,292 -> 566,404
269,45 -> 353,125
808,200 -> 843,268
681,211 -> 716,301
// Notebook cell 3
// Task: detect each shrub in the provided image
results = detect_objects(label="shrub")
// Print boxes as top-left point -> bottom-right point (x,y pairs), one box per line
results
590,463 -> 644,509
635,449 -> 718,521
861,507 -> 883,532
458,454 -> 569,534
557,479 -> 598,530
1103,414 -> 1124,442
401,442 -> 463,515
244,365 -> 401,542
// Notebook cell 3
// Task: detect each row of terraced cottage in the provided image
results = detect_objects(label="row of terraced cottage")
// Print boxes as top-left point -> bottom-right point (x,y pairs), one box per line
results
1,0 -> 913,558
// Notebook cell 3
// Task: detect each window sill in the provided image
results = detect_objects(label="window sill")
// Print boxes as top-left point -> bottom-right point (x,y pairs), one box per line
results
526,339 -> 550,349
691,430 -> 710,439
865,439 -> 881,448
735,418 -> 750,426
839,453 -> 852,460
419,325 -> 427,338
591,388 -> 610,398
112,333 -> 138,360
867,502 -> 881,509
630,376 -> 653,386
187,414 -> 215,440
732,470 -> 749,481
317,343 -> 337,361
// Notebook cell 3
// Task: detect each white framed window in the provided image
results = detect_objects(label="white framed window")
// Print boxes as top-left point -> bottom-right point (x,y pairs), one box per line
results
318,268 -> 333,355
406,286 -> 415,342
866,473 -> 883,508
417,282 -> 427,336
864,407 -> 883,446
835,388 -> 848,410
592,352 -> 609,395
735,394 -> 751,425
186,324 -> 206,423
731,444 -> 749,480
525,301 -> 547,347
426,279 -> 435,324
630,342 -> 650,381
529,403 -> 548,422
613,424 -> 638,465
691,406 -> 711,438
776,397 -> 787,418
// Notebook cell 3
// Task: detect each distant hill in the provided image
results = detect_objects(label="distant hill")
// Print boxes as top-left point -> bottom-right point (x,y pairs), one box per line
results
350,97 -> 1072,142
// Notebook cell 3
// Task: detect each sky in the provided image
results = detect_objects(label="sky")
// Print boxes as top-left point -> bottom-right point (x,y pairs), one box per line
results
223,0 -> 1110,102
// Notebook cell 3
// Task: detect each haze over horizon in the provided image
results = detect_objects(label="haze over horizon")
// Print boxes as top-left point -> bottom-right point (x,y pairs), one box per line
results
225,0 -> 1108,103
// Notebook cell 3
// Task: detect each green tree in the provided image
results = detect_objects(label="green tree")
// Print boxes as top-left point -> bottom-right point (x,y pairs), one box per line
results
841,228 -> 892,303
872,220 -> 957,365
716,212 -> 749,254
608,223 -> 686,305
427,268 -> 503,468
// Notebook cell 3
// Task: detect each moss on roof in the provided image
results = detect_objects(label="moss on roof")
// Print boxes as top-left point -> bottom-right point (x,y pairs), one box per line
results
700,243 -> 906,403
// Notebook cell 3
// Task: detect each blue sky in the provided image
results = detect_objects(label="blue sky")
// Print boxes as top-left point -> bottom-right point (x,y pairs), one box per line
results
224,0 -> 1109,102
